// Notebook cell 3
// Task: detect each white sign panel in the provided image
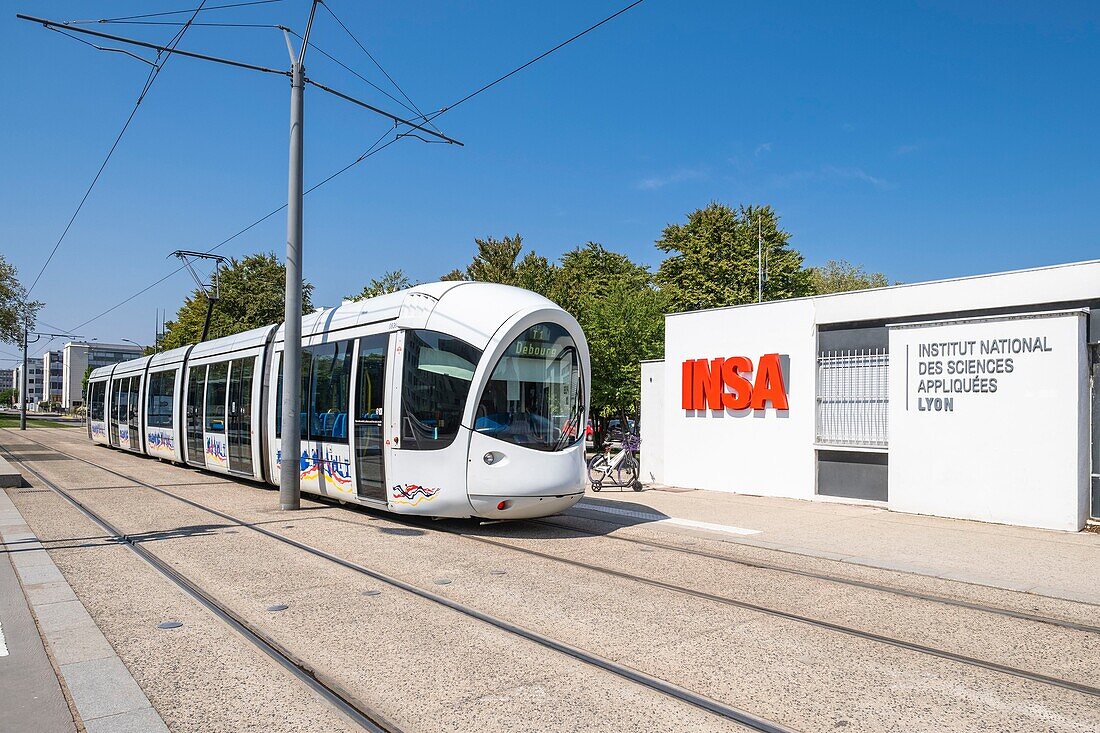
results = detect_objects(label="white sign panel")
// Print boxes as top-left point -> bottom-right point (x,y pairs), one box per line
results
888,310 -> 1088,531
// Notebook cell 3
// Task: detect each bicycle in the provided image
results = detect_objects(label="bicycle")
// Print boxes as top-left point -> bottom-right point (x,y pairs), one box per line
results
587,433 -> 642,492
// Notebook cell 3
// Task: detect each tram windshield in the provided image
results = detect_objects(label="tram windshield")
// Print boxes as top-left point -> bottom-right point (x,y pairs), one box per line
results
475,322 -> 584,452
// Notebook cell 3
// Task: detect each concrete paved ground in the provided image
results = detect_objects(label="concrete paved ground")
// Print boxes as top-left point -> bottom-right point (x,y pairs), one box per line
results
0,524 -> 75,733
3,427 -> 1100,733
586,483 -> 1100,604
0,487 -> 170,733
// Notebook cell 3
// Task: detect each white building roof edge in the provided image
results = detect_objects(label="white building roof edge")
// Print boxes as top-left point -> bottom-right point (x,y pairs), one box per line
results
665,258 -> 1100,324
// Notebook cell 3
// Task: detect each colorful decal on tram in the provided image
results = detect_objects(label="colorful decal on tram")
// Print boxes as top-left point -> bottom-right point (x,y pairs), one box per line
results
205,437 -> 228,466
147,431 -> 175,452
299,447 -> 353,493
391,483 -> 440,506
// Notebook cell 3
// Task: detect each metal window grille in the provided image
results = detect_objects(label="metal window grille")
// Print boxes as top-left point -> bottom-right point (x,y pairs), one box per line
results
816,349 -> 889,447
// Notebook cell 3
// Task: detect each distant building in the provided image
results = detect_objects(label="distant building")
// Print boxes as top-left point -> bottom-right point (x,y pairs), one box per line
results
42,350 -> 63,406
0,370 -> 12,394
13,361 -> 44,408
62,342 -> 144,409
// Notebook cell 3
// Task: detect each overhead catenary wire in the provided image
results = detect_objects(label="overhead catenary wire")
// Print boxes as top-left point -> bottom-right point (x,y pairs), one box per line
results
54,0 -> 648,334
22,3 -> 210,300
67,130 -> 399,334
319,1 -> 443,135
82,17 -> 438,123
66,0 -> 285,25
427,0 -> 647,121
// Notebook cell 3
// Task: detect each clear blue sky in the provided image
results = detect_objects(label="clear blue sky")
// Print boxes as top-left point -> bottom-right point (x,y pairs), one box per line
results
2,1 -> 1098,359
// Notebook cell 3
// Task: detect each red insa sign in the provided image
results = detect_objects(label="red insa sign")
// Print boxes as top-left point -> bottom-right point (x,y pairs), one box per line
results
681,354 -> 789,411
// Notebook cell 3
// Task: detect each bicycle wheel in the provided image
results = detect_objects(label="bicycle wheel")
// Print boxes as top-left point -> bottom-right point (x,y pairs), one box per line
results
617,454 -> 639,488
587,454 -> 610,484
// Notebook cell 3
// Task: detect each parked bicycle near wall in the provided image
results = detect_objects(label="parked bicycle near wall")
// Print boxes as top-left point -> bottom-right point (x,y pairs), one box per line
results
587,433 -> 642,491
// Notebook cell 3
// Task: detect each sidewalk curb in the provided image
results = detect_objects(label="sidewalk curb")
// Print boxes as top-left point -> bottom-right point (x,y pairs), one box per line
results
1,488 -> 169,733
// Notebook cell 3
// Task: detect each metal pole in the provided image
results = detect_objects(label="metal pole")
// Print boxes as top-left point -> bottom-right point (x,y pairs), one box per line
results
20,324 -> 28,430
279,60 -> 306,511
280,1 -> 318,512
757,211 -> 763,303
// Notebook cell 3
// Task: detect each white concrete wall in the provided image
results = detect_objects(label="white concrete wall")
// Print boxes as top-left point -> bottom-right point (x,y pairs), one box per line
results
662,297 -> 818,498
672,259 -> 1100,328
888,311 -> 1090,531
640,361 -> 665,484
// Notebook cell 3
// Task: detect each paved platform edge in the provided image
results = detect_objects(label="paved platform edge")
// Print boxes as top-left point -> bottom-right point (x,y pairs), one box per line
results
0,487 -> 170,733
577,492 -> 1100,606
0,454 -> 25,488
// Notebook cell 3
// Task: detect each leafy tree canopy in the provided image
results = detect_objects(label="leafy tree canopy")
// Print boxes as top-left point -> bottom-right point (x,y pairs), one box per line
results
655,202 -> 812,312
347,270 -> 414,301
443,237 -> 666,441
161,252 -> 314,350
809,258 -> 892,294
440,235 -> 557,295
0,253 -> 42,344
0,388 -> 14,407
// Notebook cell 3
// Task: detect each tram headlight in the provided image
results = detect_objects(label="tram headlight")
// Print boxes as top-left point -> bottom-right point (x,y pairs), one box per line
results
483,452 -> 496,465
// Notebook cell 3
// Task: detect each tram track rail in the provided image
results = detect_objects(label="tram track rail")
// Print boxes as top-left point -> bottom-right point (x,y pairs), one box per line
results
0,431 -> 797,733
9,432 -> 1100,703
529,514 -> 1100,635
453,529 -> 1100,699
0,442 -> 402,733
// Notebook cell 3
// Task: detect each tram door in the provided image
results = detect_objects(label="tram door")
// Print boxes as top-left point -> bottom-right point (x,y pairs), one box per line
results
126,377 -> 141,451
227,357 -> 254,475
109,378 -> 124,447
185,366 -> 206,466
353,335 -> 388,501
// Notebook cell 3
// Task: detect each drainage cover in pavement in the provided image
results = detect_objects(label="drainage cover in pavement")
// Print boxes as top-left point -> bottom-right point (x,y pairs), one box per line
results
434,578 -> 452,585
266,604 -> 289,612
157,621 -> 183,630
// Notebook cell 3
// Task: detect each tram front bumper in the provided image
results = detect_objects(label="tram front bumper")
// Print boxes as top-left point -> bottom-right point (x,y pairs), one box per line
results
468,491 -> 584,519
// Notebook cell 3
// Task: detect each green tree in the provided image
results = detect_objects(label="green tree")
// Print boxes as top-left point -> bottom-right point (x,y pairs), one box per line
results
809,259 -> 892,294
81,365 -> 93,400
554,243 -> 665,446
0,253 -> 42,344
161,252 -> 314,349
445,238 -> 665,446
441,235 -> 558,297
655,202 -> 812,312
347,270 -> 413,301
0,388 -> 14,407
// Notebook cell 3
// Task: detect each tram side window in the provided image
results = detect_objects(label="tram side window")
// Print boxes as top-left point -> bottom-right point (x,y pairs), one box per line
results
205,362 -> 228,431
147,370 -> 175,428
309,340 -> 352,442
400,330 -> 481,450
112,379 -> 128,422
274,350 -> 311,439
88,382 -> 106,421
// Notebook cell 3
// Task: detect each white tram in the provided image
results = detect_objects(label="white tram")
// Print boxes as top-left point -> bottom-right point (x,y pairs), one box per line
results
86,282 -> 590,519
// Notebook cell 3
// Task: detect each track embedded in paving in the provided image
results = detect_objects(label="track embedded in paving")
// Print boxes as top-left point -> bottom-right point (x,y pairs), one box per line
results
0,432 -> 794,733
0,443 -> 401,733
9,432 -> 1100,704
530,515 -> 1100,633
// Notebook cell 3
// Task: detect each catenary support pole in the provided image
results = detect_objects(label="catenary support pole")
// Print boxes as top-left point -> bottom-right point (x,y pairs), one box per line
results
280,62 -> 305,510
280,2 -> 317,511
20,325 -> 28,430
